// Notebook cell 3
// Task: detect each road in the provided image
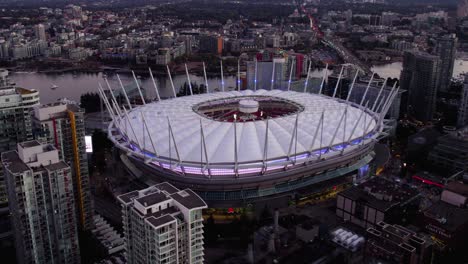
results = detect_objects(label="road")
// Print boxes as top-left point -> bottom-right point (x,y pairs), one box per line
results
322,37 -> 372,74
94,195 -> 123,228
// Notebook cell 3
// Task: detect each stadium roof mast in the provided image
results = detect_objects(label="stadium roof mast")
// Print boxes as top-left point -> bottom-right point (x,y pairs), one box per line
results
318,64 -> 328,95
234,118 -> 239,176
309,111 -> 325,159
254,58 -> 258,91
117,74 -> 132,109
329,106 -> 348,150
97,83 -> 115,120
122,105 -> 142,149
360,72 -> 375,106
104,78 -> 120,110
372,79 -> 387,112
303,61 -> 312,93
332,65 -> 345,98
103,79 -> 122,117
376,83 -> 396,116
132,71 -> 146,105
237,59 -> 241,91
166,65 -> 177,98
199,119 -> 211,178
380,85 -> 399,122
148,67 -> 161,101
346,69 -> 360,101
185,63 -> 194,96
287,114 -> 300,163
346,101 -> 369,153
270,59 -> 276,90
111,100 -> 125,132
140,111 -> 158,158
167,117 -> 181,168
287,57 -> 295,91
220,60 -> 225,92
203,62 -> 209,94
97,85 -> 127,135
98,82 -> 129,136
262,118 -> 270,173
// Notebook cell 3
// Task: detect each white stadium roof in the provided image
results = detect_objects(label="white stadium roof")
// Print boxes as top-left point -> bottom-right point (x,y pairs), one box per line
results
116,89 -> 377,165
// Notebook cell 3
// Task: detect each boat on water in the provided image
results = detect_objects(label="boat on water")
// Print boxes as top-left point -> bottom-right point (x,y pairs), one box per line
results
51,84 -> 59,90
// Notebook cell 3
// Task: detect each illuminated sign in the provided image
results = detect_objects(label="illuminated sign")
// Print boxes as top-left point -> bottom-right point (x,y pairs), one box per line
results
85,136 -> 93,153
425,224 -> 451,239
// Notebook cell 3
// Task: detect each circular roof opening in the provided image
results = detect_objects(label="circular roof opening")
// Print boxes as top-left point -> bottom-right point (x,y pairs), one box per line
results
193,95 -> 304,122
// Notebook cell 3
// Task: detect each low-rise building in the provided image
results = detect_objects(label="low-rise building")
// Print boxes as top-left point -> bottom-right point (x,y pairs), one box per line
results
365,221 -> 432,264
422,182 -> 468,250
428,127 -> 468,174
336,177 -> 420,228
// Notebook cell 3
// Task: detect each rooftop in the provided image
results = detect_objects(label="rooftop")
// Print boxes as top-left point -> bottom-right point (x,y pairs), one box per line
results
44,161 -> 70,171
118,182 -> 181,205
445,182 -> 468,197
424,200 -> 468,232
1,151 -> 29,174
170,189 -> 207,210
16,87 -> 37,95
339,177 -> 419,212
19,140 -> 41,148
136,192 -> 170,207
118,190 -> 139,204
147,214 -> 176,229
154,182 -> 179,194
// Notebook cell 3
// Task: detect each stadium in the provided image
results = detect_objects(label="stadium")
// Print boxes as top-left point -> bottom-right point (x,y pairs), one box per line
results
100,67 -> 398,207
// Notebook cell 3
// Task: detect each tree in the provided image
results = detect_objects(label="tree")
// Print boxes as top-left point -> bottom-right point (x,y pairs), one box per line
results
204,214 -> 217,245
80,92 -> 101,113
177,82 -> 207,97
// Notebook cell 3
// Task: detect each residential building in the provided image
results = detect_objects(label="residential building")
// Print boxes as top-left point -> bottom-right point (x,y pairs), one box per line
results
435,34 -> 457,93
33,102 -> 93,230
117,182 -> 207,264
1,141 -> 80,264
199,34 -> 223,55
458,75 -> 468,127
458,0 -> 468,18
246,58 -> 287,91
155,48 -> 171,65
34,24 -> 47,41
0,69 -> 40,204
400,51 -> 440,122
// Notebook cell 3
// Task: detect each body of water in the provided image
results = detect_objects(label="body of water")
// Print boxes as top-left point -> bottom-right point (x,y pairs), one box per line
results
371,59 -> 468,80
10,68 -> 330,104
9,59 -> 468,105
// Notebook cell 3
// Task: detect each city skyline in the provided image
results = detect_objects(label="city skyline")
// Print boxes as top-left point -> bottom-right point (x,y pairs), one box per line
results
1,0 -> 468,263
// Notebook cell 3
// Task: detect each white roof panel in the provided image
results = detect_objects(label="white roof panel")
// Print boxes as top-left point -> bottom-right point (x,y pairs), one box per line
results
119,90 -> 377,164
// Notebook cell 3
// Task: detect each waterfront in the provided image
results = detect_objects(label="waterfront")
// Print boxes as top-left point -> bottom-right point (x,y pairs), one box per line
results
9,68 -> 329,104
9,59 -> 468,105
